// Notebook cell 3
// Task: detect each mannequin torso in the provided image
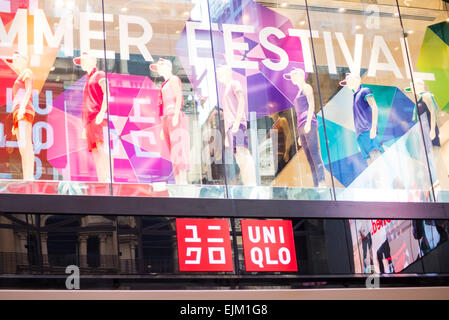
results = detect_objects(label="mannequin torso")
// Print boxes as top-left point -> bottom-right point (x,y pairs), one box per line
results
160,75 -> 183,116
82,67 -> 105,125
294,84 -> 317,129
417,91 -> 440,146
223,80 -> 247,132
12,68 -> 34,115
353,85 -> 374,136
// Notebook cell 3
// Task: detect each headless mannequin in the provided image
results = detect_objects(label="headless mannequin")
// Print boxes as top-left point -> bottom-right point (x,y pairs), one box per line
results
155,62 -> 189,185
4,53 -> 34,180
217,67 -> 257,187
346,76 -> 381,166
79,54 -> 110,182
289,69 -> 326,187
409,79 -> 449,189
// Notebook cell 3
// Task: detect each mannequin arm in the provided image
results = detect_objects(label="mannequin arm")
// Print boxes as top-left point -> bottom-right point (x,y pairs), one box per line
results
96,78 -> 110,124
422,93 -> 437,139
366,96 -> 378,139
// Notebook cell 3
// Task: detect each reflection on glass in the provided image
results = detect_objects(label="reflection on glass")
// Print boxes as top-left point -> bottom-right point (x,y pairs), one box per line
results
399,4 -> 449,201
0,0 -> 447,201
350,217 -> 449,274
306,0 -> 434,201
0,214 -> 448,279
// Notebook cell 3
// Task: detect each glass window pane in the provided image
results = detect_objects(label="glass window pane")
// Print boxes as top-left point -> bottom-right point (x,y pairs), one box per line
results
209,0 -> 333,201
399,4 -> 449,202
103,0 -> 226,198
307,0 -> 433,202
0,0 -> 113,195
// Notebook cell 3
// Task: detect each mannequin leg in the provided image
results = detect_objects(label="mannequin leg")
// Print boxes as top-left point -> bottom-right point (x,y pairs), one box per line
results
367,149 -> 390,189
175,170 -> 188,185
235,146 -> 256,186
167,114 -> 191,185
366,149 -> 381,166
299,128 -> 318,187
368,234 -> 374,272
432,146 -> 449,189
17,120 -> 34,180
306,127 -> 326,187
92,141 -> 110,182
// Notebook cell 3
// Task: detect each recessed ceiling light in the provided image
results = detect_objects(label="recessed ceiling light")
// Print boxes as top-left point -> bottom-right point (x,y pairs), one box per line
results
121,7 -> 128,12
281,2 -> 288,7
338,8 -> 345,13
355,25 -> 361,30
183,11 -> 189,16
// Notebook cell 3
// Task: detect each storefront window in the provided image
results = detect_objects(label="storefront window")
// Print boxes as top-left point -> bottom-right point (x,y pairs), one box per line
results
398,3 -> 449,201
0,0 -> 113,195
0,0 -> 447,203
306,0 -> 434,202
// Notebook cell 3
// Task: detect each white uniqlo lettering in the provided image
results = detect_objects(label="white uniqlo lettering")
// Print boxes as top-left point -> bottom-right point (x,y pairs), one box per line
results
207,225 -> 224,243
208,247 -> 225,264
248,226 -> 261,243
262,226 -> 276,243
185,248 -> 201,264
279,247 -> 291,265
279,226 -> 285,244
265,247 -> 278,265
250,247 -> 264,268
185,225 -> 201,243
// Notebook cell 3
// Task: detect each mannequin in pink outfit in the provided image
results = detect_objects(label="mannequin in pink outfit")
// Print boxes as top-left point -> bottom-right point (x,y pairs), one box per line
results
3,51 -> 35,180
150,58 -> 190,184
216,65 -> 257,187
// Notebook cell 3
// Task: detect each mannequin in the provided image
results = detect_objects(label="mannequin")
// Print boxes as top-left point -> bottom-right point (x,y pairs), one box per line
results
340,73 -> 384,165
150,58 -> 190,184
283,68 -> 326,187
73,51 -> 110,182
216,65 -> 256,187
405,78 -> 449,189
4,51 -> 35,180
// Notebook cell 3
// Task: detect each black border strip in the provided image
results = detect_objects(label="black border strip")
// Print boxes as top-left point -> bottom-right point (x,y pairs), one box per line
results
0,194 -> 447,219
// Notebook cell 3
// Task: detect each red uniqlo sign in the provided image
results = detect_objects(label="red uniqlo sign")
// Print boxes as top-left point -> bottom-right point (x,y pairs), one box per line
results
241,219 -> 298,272
176,218 -> 233,272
